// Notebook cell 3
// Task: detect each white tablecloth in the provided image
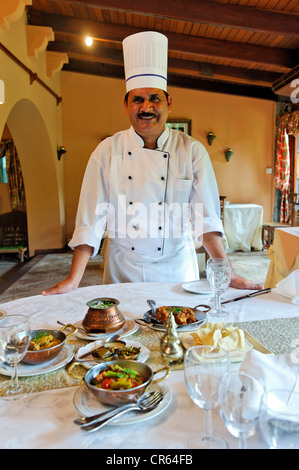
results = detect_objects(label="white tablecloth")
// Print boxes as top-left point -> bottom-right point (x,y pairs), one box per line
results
224,204 -> 263,252
0,282 -> 298,450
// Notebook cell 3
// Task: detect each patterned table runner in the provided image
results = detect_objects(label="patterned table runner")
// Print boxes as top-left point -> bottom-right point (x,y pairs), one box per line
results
1,317 -> 298,396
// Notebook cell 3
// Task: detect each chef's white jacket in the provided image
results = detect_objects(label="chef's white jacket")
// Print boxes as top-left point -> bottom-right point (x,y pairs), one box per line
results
69,125 -> 224,283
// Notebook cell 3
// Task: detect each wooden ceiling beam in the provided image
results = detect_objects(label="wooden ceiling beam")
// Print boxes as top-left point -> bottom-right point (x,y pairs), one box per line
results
48,39 -> 282,85
53,0 -> 299,38
27,10 -> 297,68
62,57 -> 277,101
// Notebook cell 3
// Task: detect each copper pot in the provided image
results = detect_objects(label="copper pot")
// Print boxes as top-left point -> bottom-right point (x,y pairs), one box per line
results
68,360 -> 170,406
82,297 -> 125,334
22,324 -> 77,365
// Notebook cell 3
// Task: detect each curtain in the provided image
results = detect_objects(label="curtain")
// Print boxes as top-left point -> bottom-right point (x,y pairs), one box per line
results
0,139 -> 26,212
275,110 -> 299,223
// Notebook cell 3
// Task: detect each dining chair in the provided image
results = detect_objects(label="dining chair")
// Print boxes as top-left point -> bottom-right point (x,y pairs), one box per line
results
262,192 -> 298,249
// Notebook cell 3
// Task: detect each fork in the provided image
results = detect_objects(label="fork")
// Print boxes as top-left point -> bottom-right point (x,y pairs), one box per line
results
74,390 -> 157,426
79,388 -> 166,432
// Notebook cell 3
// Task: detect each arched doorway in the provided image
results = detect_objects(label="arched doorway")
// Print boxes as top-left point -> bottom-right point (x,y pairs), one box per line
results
4,99 -> 65,256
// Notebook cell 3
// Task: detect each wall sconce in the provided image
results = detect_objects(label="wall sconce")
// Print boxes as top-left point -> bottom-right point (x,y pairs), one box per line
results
225,148 -> 233,162
207,132 -> 216,146
0,79 -> 5,104
57,146 -> 67,160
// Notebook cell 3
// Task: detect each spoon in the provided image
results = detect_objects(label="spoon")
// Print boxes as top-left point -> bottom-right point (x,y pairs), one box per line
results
147,299 -> 157,319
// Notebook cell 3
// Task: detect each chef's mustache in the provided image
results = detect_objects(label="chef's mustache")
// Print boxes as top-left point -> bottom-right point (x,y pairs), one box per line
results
138,112 -> 157,118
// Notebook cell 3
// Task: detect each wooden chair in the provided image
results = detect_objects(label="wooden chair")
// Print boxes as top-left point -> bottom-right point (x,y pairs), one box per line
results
262,192 -> 298,249
195,196 -> 226,266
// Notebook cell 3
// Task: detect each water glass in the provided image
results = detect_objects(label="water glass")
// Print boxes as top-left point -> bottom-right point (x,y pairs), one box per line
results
259,389 -> 299,449
0,314 -> 31,400
184,345 -> 230,449
206,258 -> 231,317
218,370 -> 264,449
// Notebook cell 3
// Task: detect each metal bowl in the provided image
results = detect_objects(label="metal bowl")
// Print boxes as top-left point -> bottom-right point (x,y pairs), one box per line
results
22,324 -> 77,365
82,297 -> 125,334
83,360 -> 170,406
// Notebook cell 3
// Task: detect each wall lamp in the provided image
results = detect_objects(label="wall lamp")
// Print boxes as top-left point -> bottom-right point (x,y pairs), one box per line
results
57,146 -> 67,160
207,131 -> 216,146
225,148 -> 233,162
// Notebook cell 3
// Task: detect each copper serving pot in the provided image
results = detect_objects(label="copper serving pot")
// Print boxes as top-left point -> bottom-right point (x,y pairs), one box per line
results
82,297 -> 125,334
68,360 -> 170,406
22,324 -> 77,365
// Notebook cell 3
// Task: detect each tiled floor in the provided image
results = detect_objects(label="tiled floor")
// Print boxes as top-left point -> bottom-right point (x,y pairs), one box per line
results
0,249 -> 270,304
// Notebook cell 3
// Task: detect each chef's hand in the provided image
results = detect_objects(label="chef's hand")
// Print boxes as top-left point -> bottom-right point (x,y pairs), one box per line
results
41,277 -> 79,296
230,272 -> 263,291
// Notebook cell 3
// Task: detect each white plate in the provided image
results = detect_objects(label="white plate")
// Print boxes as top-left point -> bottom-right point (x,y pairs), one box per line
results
73,383 -> 172,426
0,344 -> 74,377
181,280 -> 212,295
75,340 -> 150,364
74,318 -> 139,341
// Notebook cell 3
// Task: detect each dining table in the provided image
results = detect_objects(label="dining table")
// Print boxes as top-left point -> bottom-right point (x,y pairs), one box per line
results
224,203 -> 263,252
0,280 -> 298,451
265,227 -> 299,289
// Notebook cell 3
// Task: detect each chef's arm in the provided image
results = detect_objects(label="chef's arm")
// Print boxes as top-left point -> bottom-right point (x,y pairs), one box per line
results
41,244 -> 93,295
202,232 -> 263,290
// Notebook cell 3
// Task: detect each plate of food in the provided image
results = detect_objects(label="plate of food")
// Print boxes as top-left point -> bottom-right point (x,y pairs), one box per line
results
140,305 -> 208,332
0,344 -> 74,377
75,340 -> 150,363
181,280 -> 213,295
179,322 -> 271,362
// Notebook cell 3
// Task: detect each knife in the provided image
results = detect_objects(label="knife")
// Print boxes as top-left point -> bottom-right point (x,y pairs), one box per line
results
221,287 -> 271,305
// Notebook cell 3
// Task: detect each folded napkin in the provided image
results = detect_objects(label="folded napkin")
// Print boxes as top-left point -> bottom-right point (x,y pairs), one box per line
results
272,270 -> 299,304
240,349 -> 299,393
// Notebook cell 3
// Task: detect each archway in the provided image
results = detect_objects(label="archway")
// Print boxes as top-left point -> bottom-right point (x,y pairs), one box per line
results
5,99 -> 65,256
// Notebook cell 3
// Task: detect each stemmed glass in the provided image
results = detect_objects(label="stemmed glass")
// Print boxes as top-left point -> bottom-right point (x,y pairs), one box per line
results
218,370 -> 265,449
206,258 -> 231,317
184,345 -> 230,449
0,314 -> 31,400
259,389 -> 299,449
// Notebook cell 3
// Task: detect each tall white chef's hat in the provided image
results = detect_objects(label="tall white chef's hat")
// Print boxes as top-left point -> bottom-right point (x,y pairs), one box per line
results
122,31 -> 168,93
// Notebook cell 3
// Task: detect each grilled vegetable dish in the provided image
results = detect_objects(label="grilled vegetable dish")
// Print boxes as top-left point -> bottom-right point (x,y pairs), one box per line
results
90,364 -> 144,390
118,346 -> 141,360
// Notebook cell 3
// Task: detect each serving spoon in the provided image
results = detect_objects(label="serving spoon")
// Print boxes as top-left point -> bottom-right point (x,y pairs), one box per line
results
146,299 -> 157,319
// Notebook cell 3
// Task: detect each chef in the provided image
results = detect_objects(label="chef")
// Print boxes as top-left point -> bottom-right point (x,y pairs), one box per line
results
42,31 -> 262,295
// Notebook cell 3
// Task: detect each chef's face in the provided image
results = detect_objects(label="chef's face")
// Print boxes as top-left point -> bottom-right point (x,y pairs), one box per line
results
124,88 -> 172,147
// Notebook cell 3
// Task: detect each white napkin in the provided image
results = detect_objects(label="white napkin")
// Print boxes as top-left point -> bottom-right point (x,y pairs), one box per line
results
240,349 -> 299,393
272,270 -> 299,304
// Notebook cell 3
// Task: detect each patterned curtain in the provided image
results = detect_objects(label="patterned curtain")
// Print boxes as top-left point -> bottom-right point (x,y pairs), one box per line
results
275,110 -> 299,223
0,139 -> 26,211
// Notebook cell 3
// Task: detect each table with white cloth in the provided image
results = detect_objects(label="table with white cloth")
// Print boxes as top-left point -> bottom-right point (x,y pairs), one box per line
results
0,281 -> 298,450
265,227 -> 299,288
224,203 -> 263,252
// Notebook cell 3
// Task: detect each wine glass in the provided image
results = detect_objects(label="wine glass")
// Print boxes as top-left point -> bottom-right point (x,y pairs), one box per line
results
206,258 -> 231,317
259,389 -> 299,449
184,345 -> 230,449
218,370 -> 265,449
0,314 -> 31,400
